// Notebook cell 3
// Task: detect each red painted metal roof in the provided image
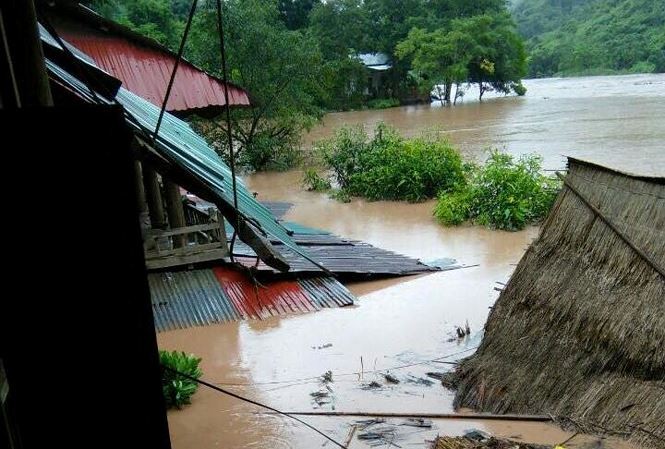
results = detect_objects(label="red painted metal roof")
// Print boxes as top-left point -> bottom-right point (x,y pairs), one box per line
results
148,267 -> 356,330
57,28 -> 250,113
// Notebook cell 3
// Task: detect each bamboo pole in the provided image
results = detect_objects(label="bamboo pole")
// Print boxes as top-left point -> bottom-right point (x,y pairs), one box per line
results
261,411 -> 552,421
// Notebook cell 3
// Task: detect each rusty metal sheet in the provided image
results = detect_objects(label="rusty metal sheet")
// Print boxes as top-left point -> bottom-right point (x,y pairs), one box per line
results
149,267 -> 355,331
55,25 -> 250,112
212,267 -> 319,320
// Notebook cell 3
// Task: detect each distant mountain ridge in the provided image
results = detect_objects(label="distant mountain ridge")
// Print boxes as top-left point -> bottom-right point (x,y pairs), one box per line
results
510,0 -> 665,77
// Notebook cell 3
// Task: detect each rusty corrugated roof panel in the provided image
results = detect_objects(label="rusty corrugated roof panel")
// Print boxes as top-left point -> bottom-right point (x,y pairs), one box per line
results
59,30 -> 250,112
148,267 -> 355,331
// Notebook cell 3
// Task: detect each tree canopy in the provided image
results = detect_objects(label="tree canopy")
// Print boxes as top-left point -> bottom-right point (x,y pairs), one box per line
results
512,0 -> 665,76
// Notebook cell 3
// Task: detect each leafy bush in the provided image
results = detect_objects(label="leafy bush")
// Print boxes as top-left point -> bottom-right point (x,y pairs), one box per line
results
433,189 -> 472,226
435,152 -> 560,230
317,123 -> 466,202
367,98 -> 401,109
160,350 -> 202,409
302,168 -> 331,191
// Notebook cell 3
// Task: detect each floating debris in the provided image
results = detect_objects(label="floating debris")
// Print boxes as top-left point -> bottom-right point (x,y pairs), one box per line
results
382,373 -> 400,384
401,417 -> 432,428
434,435 -> 549,449
362,381 -> 383,390
426,372 -> 446,381
321,370 -> 333,383
405,375 -> 434,386
309,389 -> 331,406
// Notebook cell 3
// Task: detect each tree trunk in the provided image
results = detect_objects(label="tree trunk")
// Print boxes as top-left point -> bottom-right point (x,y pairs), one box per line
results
479,83 -> 486,101
444,81 -> 452,105
436,86 -> 445,107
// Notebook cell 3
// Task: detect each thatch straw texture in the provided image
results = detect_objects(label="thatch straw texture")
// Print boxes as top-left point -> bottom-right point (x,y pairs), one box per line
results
453,158 -> 665,448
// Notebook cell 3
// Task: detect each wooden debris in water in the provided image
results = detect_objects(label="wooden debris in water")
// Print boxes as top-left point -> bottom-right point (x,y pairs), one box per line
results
383,373 -> 400,384
433,436 -> 549,449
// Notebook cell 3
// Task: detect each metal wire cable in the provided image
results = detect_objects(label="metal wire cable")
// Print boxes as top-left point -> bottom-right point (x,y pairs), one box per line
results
214,0 -> 241,263
161,365 -> 347,449
152,0 -> 198,142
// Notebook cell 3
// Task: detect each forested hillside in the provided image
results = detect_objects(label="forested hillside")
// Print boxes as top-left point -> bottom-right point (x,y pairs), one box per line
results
512,0 -> 665,76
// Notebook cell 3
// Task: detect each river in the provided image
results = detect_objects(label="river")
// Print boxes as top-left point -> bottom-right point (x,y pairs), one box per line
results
158,74 -> 663,449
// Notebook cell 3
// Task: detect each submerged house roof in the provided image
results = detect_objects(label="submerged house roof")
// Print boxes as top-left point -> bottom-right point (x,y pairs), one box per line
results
149,267 -> 355,331
45,3 -> 250,114
453,158 -> 665,448
357,52 -> 392,71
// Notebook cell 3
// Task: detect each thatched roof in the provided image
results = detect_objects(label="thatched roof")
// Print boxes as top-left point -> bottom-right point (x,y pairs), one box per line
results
452,158 -> 665,448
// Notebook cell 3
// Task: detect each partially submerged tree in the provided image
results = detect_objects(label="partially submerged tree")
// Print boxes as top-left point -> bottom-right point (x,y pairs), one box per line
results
396,12 -> 527,103
187,0 -> 324,171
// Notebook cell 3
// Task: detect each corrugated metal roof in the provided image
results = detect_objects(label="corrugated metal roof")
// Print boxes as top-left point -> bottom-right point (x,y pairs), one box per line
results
41,30 -> 318,272
358,52 -> 392,70
48,5 -> 250,113
149,267 -> 355,331
230,227 -> 441,277
60,31 -> 250,112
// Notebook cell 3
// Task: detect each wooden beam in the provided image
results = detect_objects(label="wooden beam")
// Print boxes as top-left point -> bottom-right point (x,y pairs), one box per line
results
133,160 -> 148,215
144,248 -> 229,270
147,222 -> 223,238
163,179 -> 186,248
1,0 -> 52,107
142,165 -> 166,229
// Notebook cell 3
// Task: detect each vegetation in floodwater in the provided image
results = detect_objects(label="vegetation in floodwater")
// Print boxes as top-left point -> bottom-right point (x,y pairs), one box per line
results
434,152 -> 560,231
313,123 -> 557,231
302,168 -> 332,191
367,98 -> 401,109
160,350 -> 202,409
316,123 -> 467,202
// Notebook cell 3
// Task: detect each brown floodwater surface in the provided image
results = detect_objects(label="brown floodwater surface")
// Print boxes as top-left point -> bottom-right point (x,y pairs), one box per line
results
158,75 -> 660,448
306,74 -> 665,175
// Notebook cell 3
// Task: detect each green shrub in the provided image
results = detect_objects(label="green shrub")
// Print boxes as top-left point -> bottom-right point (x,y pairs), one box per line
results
302,168 -> 331,191
367,98 -> 400,109
434,189 -> 472,226
160,350 -> 202,409
318,123 -> 466,202
512,81 -> 527,96
434,152 -> 560,231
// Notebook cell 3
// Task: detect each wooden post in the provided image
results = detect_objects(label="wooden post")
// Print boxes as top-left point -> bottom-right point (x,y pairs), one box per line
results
142,165 -> 166,230
164,179 -> 186,248
211,208 -> 229,256
1,0 -> 53,107
133,160 -> 148,215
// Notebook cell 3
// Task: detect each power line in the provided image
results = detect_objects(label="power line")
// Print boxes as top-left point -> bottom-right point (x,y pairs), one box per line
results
162,365 -> 347,449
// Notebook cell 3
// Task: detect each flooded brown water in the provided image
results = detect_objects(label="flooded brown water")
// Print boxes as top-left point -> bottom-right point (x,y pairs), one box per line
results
306,74 -> 665,175
158,74 -> 662,448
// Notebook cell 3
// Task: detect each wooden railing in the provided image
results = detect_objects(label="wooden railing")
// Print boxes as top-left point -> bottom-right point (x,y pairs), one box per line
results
144,207 -> 229,270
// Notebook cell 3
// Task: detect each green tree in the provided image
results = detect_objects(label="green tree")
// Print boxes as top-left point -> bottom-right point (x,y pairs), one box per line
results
187,0 -> 324,171
278,0 -> 318,30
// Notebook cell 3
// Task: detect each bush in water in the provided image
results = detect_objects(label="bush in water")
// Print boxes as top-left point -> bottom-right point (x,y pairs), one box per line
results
160,350 -> 202,409
435,152 -> 560,230
302,168 -> 332,191
317,123 -> 467,202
